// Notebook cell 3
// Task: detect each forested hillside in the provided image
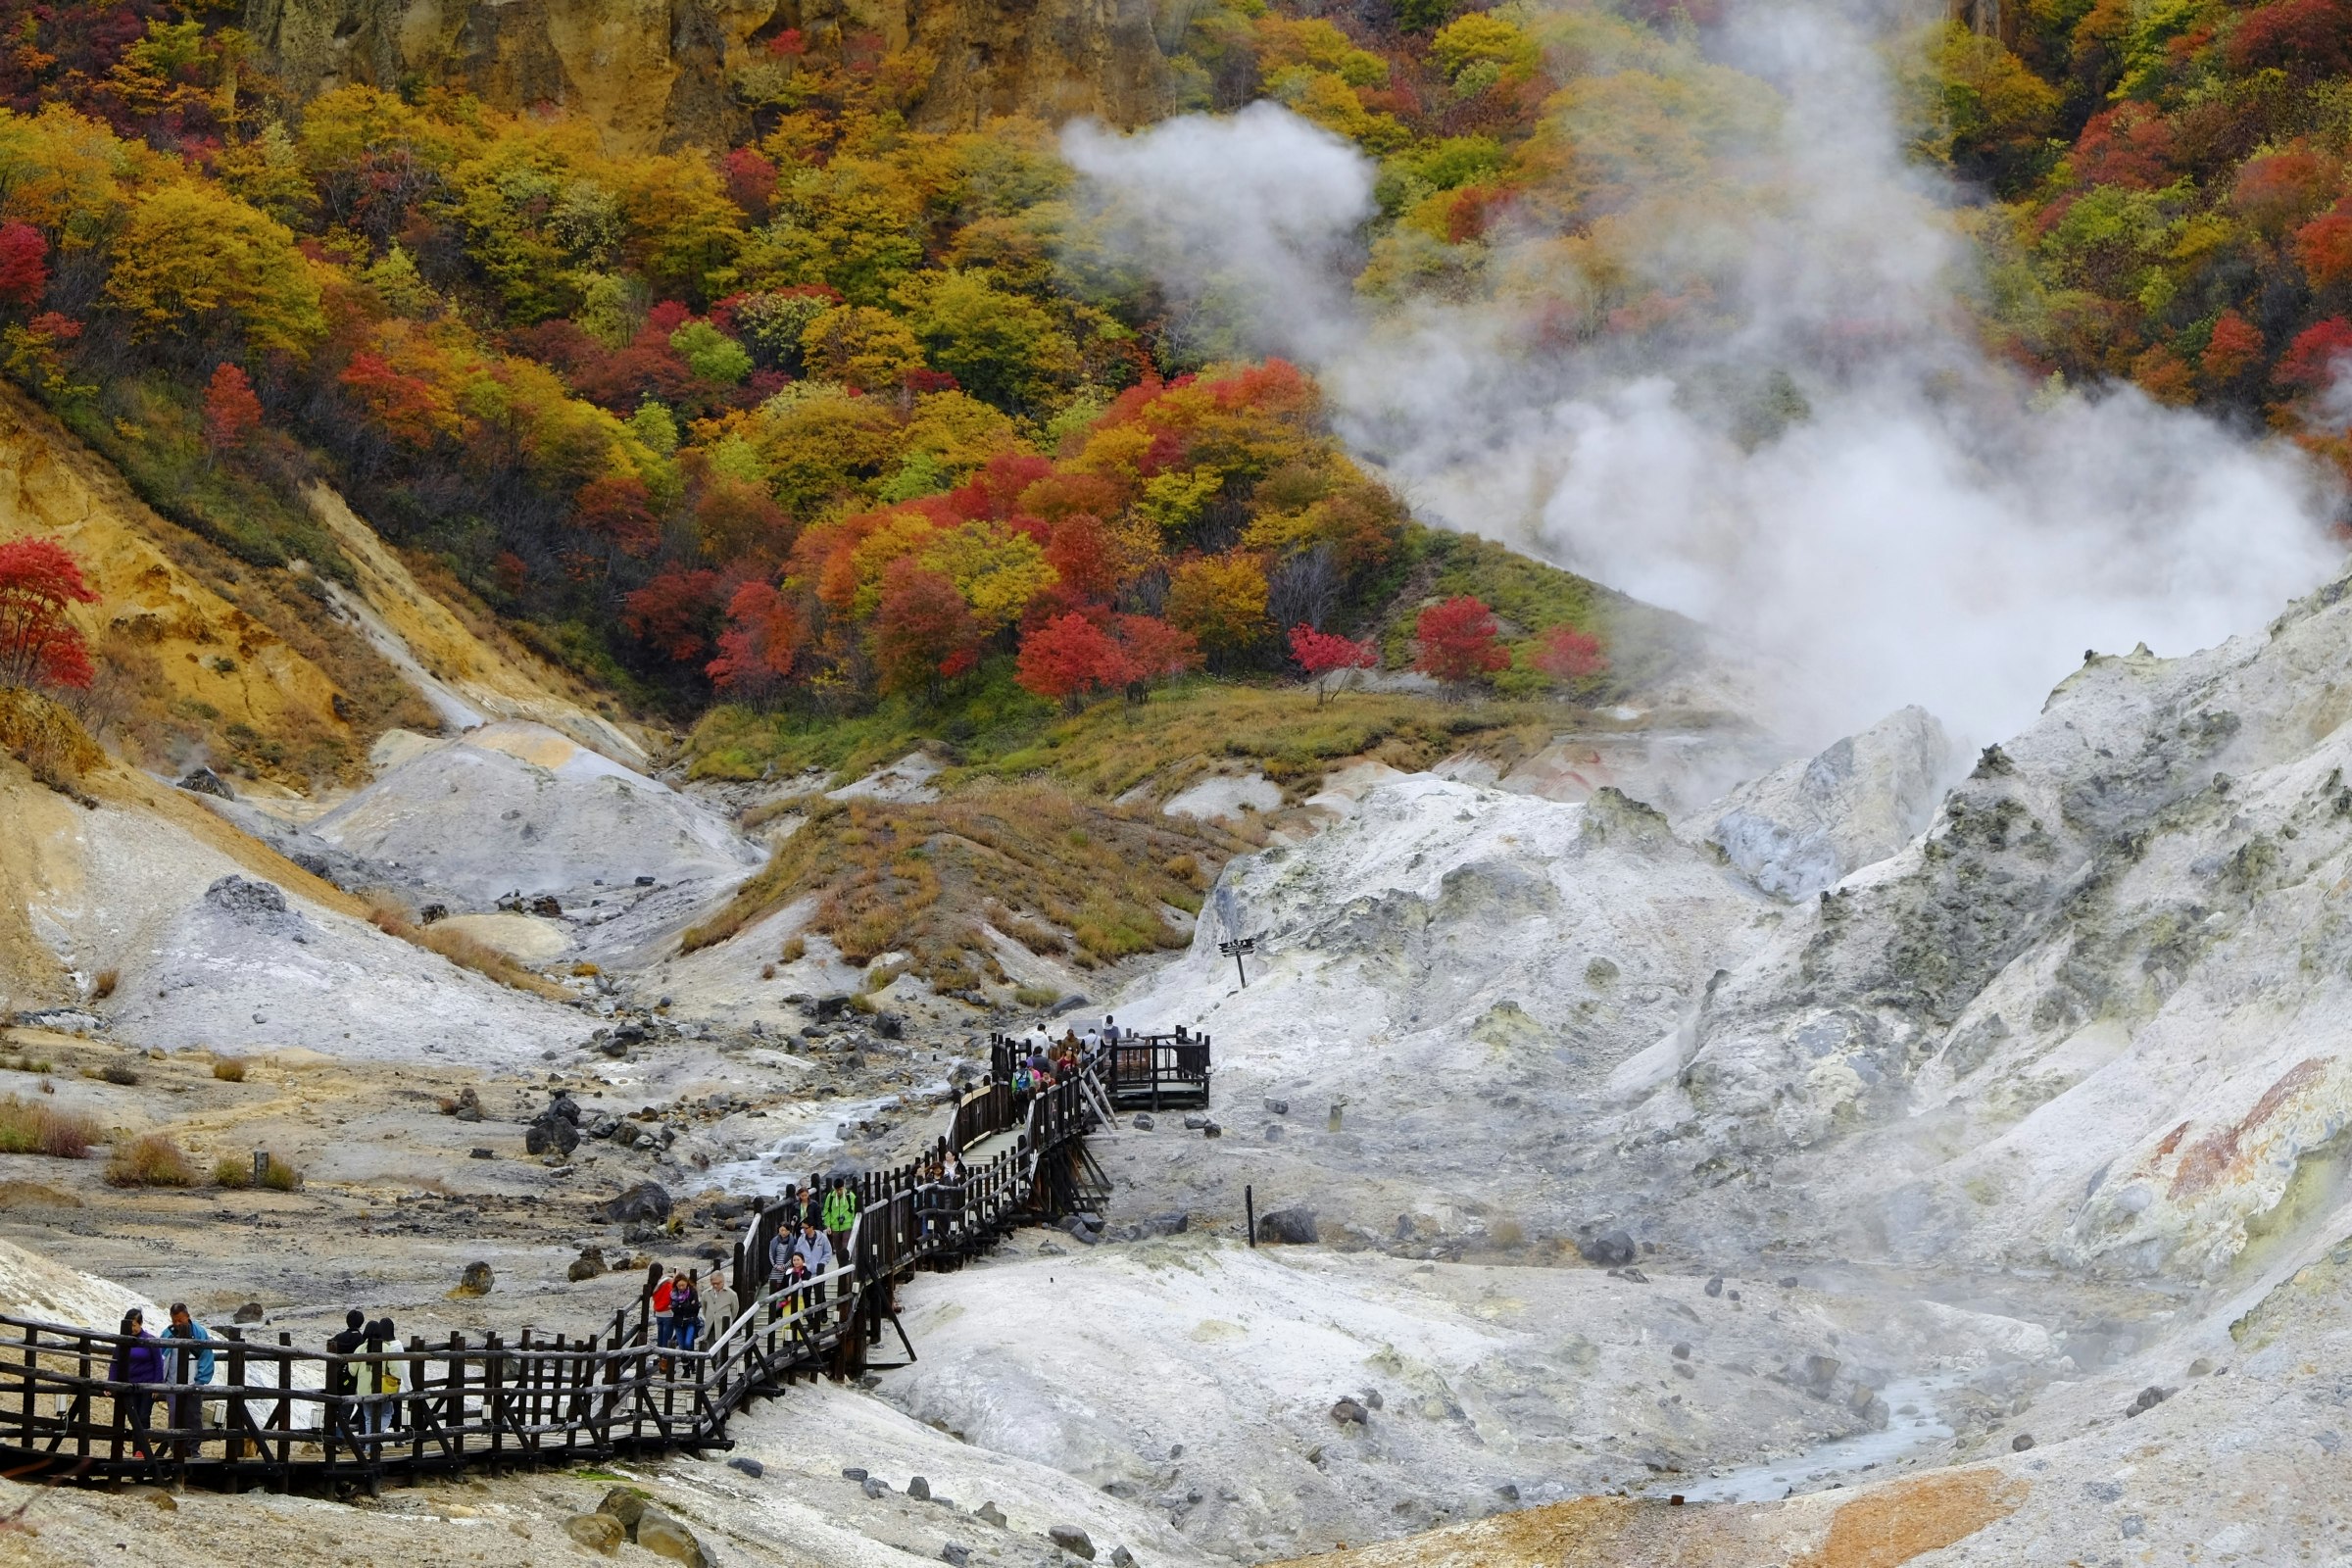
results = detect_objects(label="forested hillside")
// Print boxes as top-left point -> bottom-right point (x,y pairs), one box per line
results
0,0 -> 2343,783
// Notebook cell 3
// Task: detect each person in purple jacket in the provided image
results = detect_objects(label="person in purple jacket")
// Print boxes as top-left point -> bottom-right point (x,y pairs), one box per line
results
108,1307 -> 164,1461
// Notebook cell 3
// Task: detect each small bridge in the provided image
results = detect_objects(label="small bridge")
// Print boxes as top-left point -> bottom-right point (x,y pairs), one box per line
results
0,1046 -> 1136,1491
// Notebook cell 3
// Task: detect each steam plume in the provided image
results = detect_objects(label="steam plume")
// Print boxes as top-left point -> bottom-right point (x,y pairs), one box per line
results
1061,2 -> 2344,747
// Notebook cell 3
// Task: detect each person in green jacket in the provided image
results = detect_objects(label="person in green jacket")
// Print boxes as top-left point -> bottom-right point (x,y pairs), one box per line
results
821,1177 -> 858,1263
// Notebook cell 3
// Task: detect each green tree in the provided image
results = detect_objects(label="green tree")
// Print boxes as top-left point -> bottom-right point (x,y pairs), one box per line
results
895,269 -> 1077,412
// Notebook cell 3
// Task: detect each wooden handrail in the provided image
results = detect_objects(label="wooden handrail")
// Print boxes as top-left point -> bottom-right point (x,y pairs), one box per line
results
0,1054 -> 1118,1488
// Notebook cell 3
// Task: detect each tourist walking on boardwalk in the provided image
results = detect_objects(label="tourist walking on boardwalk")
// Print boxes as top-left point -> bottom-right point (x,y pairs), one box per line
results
652,1267 -> 680,1353
671,1269 -> 702,1353
822,1177 -> 858,1259
161,1301 -> 214,1459
793,1216 -> 835,1320
704,1268 -> 739,1341
361,1316 -> 400,1446
108,1307 -> 163,1461
326,1308 -> 368,1443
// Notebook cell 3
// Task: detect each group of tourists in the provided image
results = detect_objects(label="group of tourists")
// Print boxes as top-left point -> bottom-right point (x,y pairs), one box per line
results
105,1304 -> 214,1462
1009,1014 -> 1124,1101
649,1264 -> 741,1356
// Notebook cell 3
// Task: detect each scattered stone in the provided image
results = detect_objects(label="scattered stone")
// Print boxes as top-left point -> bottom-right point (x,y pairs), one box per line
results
874,1012 -> 904,1040
908,1475 -> 931,1500
1579,1230 -> 1636,1267
530,895 -> 563,918
568,1247 -> 608,1282
204,875 -> 290,920
2121,1516 -> 2144,1539
468,1148 -> 494,1160
842,1467 -> 869,1482
443,1087 -> 483,1121
2010,1433 -> 2035,1452
1619,1266 -> 1649,1284
1264,1098 -> 1289,1115
176,766 -> 234,799
1200,1121 -> 1221,1138
864,1477 -> 891,1498
1704,1275 -> 1724,1298
451,1261 -> 494,1297
1264,1124 -> 1283,1142
2125,1386 -> 2172,1417
418,903 -> 447,924
1364,1390 -> 1383,1409
636,1507 -> 708,1567
1331,1396 -> 1369,1425
2188,1357 -> 2215,1377
232,1302 -> 264,1323
1672,1343 -> 1691,1359
599,1488 -> 647,1533
601,1182 -> 672,1224
941,1547 -> 971,1568
1132,1114 -> 1154,1130
727,1456 -> 763,1478
1138,1211 -> 1188,1238
1494,1482 -> 1519,1501
1111,1548 -> 1135,1567
976,1501 -> 1007,1528
1257,1207 -> 1318,1245
1047,1524 -> 1096,1559
564,1512 -> 625,1552
1058,1215 -> 1101,1246
1182,1114 -> 1207,1130
1778,1276 -> 1798,1288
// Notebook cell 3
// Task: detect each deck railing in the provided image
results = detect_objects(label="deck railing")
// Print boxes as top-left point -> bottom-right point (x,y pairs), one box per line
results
0,1057 -> 1105,1489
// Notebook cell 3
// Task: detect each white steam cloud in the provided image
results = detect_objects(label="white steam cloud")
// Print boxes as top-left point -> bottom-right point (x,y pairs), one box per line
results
1061,3 -> 2345,748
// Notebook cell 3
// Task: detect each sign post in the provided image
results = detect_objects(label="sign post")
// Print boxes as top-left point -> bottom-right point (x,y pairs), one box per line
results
1217,935 -> 1258,989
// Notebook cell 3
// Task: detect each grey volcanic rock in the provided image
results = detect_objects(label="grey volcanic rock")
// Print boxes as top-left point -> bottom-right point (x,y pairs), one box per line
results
1696,706 -> 1952,900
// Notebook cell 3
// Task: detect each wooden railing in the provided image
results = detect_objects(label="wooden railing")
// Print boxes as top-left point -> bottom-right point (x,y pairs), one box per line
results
0,1058 -> 1106,1490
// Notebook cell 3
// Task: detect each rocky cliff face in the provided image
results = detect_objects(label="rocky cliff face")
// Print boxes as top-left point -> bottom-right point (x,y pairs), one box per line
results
246,0 -> 1171,152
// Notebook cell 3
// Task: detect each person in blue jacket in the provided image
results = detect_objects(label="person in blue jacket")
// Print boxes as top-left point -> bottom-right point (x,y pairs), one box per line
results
161,1301 -> 214,1459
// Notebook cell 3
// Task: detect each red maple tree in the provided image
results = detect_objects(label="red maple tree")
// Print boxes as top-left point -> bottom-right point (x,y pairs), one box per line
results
1112,613 -> 1200,699
1288,622 -> 1377,705
0,536 -> 100,690
1413,596 -> 1510,689
1529,623 -> 1608,682
706,580 -> 805,696
202,363 -> 263,458
0,221 -> 48,307
869,560 -> 980,698
1015,612 -> 1134,707
622,567 -> 725,663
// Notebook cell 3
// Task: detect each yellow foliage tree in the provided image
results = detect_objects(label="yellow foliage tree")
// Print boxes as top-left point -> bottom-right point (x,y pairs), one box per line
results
104,182 -> 325,356
1167,553 -> 1269,656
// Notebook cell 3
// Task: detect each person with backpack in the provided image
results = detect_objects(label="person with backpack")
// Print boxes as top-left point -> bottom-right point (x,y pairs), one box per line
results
360,1316 -> 400,1446
651,1269 -> 678,1351
108,1307 -> 165,1461
671,1269 -> 702,1353
325,1308 -> 368,1446
161,1302 -> 214,1459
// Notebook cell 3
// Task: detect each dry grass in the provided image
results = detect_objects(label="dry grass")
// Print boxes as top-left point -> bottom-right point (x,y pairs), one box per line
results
105,1133 -> 193,1187
211,1056 -> 246,1082
80,1063 -> 137,1086
0,687 -> 104,792
568,960 -> 601,977
364,894 -> 567,1000
89,968 -> 118,1001
0,1055 -> 54,1075
1012,984 -> 1062,1008
779,936 -> 807,962
682,782 -> 1246,996
0,1097 -> 99,1158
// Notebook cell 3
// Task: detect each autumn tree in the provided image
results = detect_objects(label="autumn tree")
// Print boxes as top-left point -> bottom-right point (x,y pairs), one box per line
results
1529,624 -> 1607,682
1414,596 -> 1509,691
622,567 -> 725,663
0,221 -> 47,307
1111,613 -> 1200,700
1016,612 -> 1133,708
707,579 -> 805,697
1166,554 -> 1270,662
870,558 -> 980,699
201,362 -> 263,460
1289,622 -> 1377,705
0,535 -> 99,689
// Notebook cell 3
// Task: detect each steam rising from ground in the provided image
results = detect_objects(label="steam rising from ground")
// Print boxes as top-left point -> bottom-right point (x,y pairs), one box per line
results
1062,3 -> 2344,746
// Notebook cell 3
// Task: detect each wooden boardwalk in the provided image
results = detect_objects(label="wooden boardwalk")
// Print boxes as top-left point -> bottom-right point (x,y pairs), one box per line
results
0,1043 -> 1116,1491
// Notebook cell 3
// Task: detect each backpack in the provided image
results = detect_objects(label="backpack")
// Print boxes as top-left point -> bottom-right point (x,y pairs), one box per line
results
653,1279 -> 674,1314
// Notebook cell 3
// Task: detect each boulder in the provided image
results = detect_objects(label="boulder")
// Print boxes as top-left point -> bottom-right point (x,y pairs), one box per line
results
1111,1549 -> 1136,1567
976,1501 -> 1007,1527
727,1456 -> 763,1478
863,1477 -> 890,1498
601,1182 -> 672,1224
177,766 -> 234,799
842,1467 -> 869,1482
451,1261 -> 494,1297
564,1513 -> 624,1552
599,1488 -> 647,1533
2010,1433 -> 2035,1452
908,1475 -> 931,1500
1256,1207 -> 1317,1245
1578,1230 -> 1636,1267
568,1248 -> 608,1282
232,1301 -> 264,1323
1048,1524 -> 1097,1560
941,1547 -> 971,1568
1704,1275 -> 1724,1298
636,1508 -> 708,1567
1132,1115 -> 1154,1130
2126,1385 -> 2172,1417
1138,1211 -> 1189,1238
1330,1397 -> 1369,1425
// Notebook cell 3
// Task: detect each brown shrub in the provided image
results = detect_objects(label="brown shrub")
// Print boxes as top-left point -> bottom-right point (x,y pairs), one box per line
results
0,688 -> 104,791
105,1134 -> 194,1188
89,968 -> 119,1001
0,1097 -> 98,1158
212,1154 -> 250,1189
779,937 -> 807,962
258,1155 -> 300,1191
212,1057 -> 246,1083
